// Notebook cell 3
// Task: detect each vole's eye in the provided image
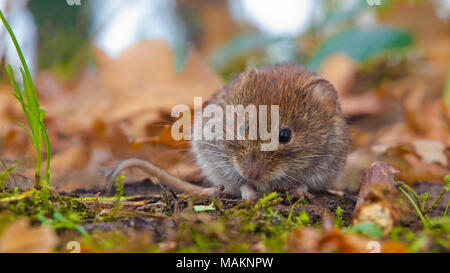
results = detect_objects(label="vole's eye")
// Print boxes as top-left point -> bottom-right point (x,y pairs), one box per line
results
279,129 -> 291,144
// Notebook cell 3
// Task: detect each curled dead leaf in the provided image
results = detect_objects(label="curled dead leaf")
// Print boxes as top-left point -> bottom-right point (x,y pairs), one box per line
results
353,162 -> 408,235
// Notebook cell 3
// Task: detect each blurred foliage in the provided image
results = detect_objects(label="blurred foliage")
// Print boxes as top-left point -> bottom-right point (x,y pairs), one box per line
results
28,0 -> 91,79
211,33 -> 299,81
308,26 -> 412,70
309,0 -> 366,33
208,0 -> 415,80
23,0 -> 418,80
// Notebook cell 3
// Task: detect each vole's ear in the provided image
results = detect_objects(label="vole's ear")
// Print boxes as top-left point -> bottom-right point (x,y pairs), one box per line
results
310,79 -> 337,104
240,65 -> 258,81
237,66 -> 258,90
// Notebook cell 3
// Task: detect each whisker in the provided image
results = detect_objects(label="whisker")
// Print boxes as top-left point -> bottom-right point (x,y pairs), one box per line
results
283,173 -> 306,187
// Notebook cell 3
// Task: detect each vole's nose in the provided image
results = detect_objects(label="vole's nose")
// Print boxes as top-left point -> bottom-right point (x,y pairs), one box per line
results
243,160 -> 264,180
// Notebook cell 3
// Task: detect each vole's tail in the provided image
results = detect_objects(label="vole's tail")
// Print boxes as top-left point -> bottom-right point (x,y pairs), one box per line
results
105,158 -> 204,195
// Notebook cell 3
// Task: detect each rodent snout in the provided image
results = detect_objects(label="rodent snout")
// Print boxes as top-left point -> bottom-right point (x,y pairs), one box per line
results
243,159 -> 265,181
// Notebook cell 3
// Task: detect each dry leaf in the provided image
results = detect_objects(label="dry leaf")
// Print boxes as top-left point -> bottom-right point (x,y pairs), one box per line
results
288,219 -> 372,253
353,162 -> 407,235
0,219 -> 59,253
381,241 -> 408,253
319,53 -> 357,97
339,91 -> 384,117
318,53 -> 384,117
287,228 -> 323,253
30,40 -> 223,191
412,139 -> 448,166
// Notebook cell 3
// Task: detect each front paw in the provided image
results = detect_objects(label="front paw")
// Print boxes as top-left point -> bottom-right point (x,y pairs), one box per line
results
240,184 -> 259,200
289,185 -> 313,201
199,186 -> 223,197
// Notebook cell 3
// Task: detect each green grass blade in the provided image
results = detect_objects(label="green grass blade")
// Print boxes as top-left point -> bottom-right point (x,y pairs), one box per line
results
11,119 -> 34,147
6,65 -> 21,95
6,65 -> 32,122
1,8 -> 51,187
19,69 -> 40,141
0,9 -> 36,91
20,67 -> 40,111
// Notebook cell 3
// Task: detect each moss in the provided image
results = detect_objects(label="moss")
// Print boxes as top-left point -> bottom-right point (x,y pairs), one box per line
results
0,186 -> 448,252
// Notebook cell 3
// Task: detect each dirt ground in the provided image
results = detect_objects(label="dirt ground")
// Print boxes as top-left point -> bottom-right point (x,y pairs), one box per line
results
65,177 -> 448,238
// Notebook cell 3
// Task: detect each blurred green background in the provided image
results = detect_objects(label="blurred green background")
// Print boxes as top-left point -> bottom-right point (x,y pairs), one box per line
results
1,0 -> 448,81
